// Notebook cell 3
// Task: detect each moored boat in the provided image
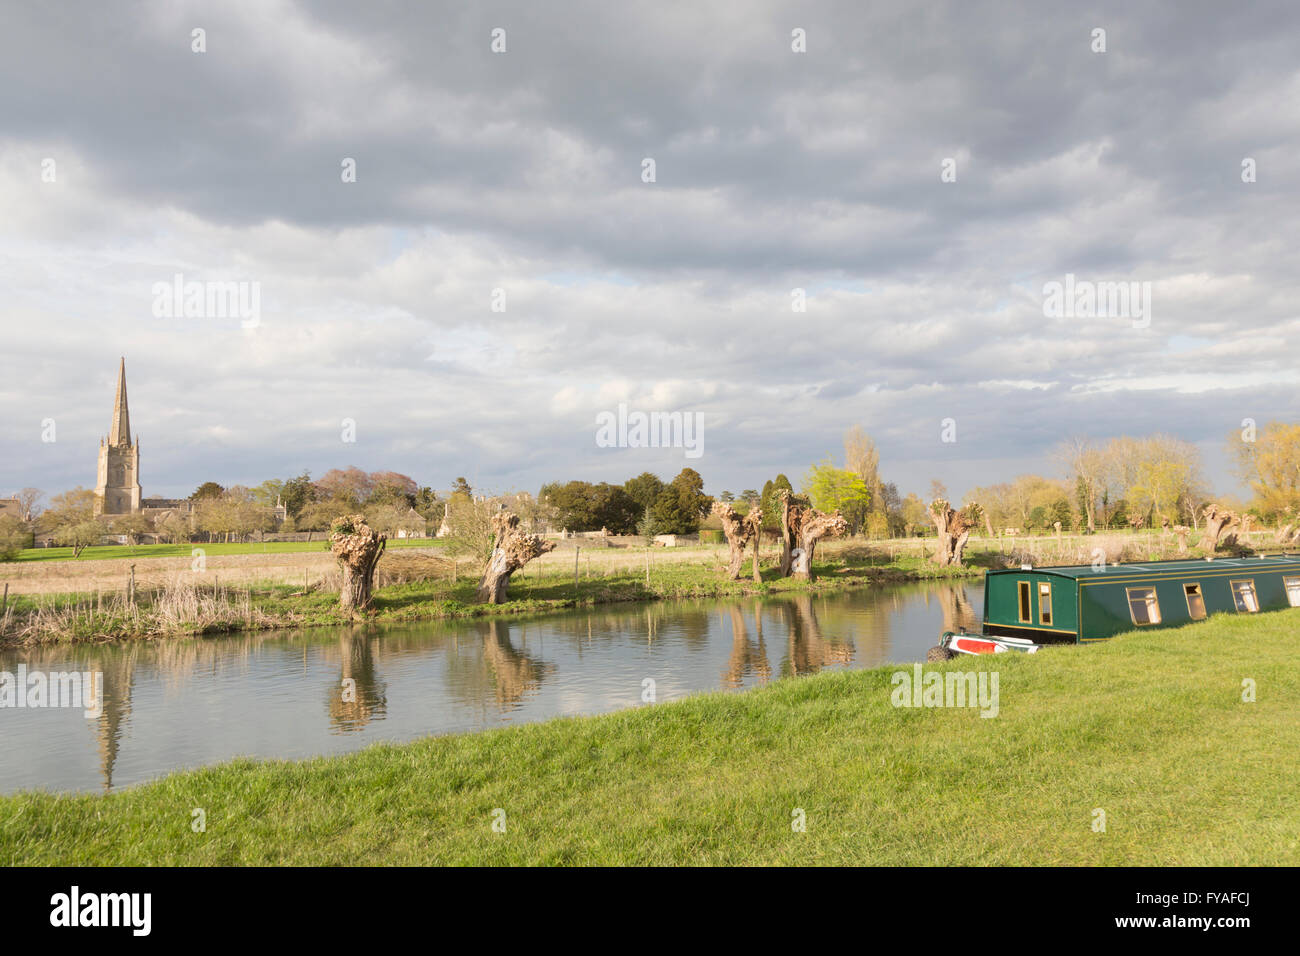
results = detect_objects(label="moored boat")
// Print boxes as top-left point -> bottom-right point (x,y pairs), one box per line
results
931,553 -> 1300,658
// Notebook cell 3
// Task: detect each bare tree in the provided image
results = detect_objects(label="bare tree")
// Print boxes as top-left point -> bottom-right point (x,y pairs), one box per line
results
711,501 -> 758,580
778,491 -> 798,576
928,498 -> 981,567
1199,504 -> 1241,552
742,505 -> 764,582
442,493 -> 499,566
777,490 -> 847,580
41,488 -> 100,556
330,515 -> 387,613
477,512 -> 556,603
1056,437 -> 1104,532
15,487 -> 44,522
844,425 -> 884,529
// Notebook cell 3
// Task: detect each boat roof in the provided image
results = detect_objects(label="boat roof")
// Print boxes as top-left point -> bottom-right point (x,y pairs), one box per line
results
991,554 -> 1300,581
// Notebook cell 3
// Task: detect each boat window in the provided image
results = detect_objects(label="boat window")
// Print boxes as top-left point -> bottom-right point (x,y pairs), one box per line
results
1284,576 -> 1300,608
1183,583 -> 1206,620
1018,582 -> 1031,623
1038,582 -> 1052,626
1230,580 -> 1259,613
1126,587 -> 1161,625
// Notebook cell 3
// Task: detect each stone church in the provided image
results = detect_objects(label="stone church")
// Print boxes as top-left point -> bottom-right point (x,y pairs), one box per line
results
93,358 -> 142,515
89,359 -> 280,535
92,358 -> 198,526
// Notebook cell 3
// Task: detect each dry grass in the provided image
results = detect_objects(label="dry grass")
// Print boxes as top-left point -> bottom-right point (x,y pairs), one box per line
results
4,576 -> 292,642
3,529 -> 1281,600
0,548 -> 343,596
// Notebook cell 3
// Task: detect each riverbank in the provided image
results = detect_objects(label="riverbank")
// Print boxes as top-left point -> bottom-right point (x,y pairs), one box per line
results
0,545 -> 983,646
2,611 -> 1294,865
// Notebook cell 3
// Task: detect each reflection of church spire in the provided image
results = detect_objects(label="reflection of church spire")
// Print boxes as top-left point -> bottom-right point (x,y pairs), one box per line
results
109,356 -> 131,446
94,651 -> 135,791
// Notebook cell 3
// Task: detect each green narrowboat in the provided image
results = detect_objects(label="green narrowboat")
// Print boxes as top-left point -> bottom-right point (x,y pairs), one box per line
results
936,554 -> 1300,657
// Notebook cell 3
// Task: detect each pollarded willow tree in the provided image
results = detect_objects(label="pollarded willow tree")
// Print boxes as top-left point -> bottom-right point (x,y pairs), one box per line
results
1274,511 -> 1300,546
776,490 -> 848,581
928,498 -> 981,567
741,504 -> 765,583
477,511 -> 557,604
330,514 -> 388,613
1199,504 -> 1242,552
711,501 -> 758,580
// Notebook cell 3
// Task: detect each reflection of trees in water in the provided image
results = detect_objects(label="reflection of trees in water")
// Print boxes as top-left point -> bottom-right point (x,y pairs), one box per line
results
1,582 -> 986,788
327,629 -> 388,732
722,605 -> 771,688
676,608 -> 711,648
932,584 -> 979,634
778,594 -> 856,677
795,591 -> 894,670
480,619 -> 554,708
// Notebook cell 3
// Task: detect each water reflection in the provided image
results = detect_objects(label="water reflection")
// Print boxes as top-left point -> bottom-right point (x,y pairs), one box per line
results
722,604 -> 771,689
481,619 -> 554,708
328,631 -> 387,732
0,581 -> 981,793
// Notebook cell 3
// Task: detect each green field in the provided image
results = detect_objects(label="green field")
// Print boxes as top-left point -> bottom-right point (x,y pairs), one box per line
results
10,538 -> 444,563
1,550 -> 978,642
3,611 -> 1295,865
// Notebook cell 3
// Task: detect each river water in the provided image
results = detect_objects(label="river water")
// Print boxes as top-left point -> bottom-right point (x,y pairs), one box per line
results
0,580 -> 981,793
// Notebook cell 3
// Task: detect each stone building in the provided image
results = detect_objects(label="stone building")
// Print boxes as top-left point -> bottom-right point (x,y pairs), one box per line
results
93,357 -> 142,515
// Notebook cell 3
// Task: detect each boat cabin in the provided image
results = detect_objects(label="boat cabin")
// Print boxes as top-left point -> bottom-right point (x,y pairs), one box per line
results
979,554 -> 1300,644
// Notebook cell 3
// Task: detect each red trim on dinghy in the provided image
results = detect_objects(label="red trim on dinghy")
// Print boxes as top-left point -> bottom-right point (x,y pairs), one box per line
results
953,637 -> 1000,654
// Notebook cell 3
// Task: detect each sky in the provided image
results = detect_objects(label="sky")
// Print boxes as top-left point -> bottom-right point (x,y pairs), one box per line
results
2,0 -> 1298,504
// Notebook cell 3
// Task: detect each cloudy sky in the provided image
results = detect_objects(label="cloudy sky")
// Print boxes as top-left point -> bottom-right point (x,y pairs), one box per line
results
2,0 -> 1297,503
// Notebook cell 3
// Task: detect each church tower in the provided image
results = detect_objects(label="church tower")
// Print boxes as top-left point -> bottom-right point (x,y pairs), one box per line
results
94,357 -> 142,515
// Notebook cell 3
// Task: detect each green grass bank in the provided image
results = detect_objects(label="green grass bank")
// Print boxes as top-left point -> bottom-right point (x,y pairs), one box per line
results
2,612 -> 1295,865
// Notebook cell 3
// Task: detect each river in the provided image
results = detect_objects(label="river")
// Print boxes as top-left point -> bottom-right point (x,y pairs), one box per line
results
0,580 -> 981,793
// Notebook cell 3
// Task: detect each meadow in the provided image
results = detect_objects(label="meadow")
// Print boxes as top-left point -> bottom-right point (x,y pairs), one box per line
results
2,611 -> 1294,865
1,527 -> 1287,645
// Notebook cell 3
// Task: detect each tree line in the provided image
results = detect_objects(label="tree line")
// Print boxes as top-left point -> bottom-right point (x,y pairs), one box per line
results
5,420 -> 1300,558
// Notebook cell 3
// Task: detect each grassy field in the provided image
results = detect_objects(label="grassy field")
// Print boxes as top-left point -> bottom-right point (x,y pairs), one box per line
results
2,610 -> 1294,865
0,545 -> 978,644
9,537 -> 444,563
11,525 -> 1280,567
2,527 -> 1289,645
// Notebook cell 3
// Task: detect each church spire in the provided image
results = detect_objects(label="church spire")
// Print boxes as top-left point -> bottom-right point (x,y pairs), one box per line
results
109,356 -> 131,446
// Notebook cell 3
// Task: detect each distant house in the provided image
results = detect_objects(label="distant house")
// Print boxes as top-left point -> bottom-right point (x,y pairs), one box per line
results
0,498 -> 24,521
394,508 -> 428,539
